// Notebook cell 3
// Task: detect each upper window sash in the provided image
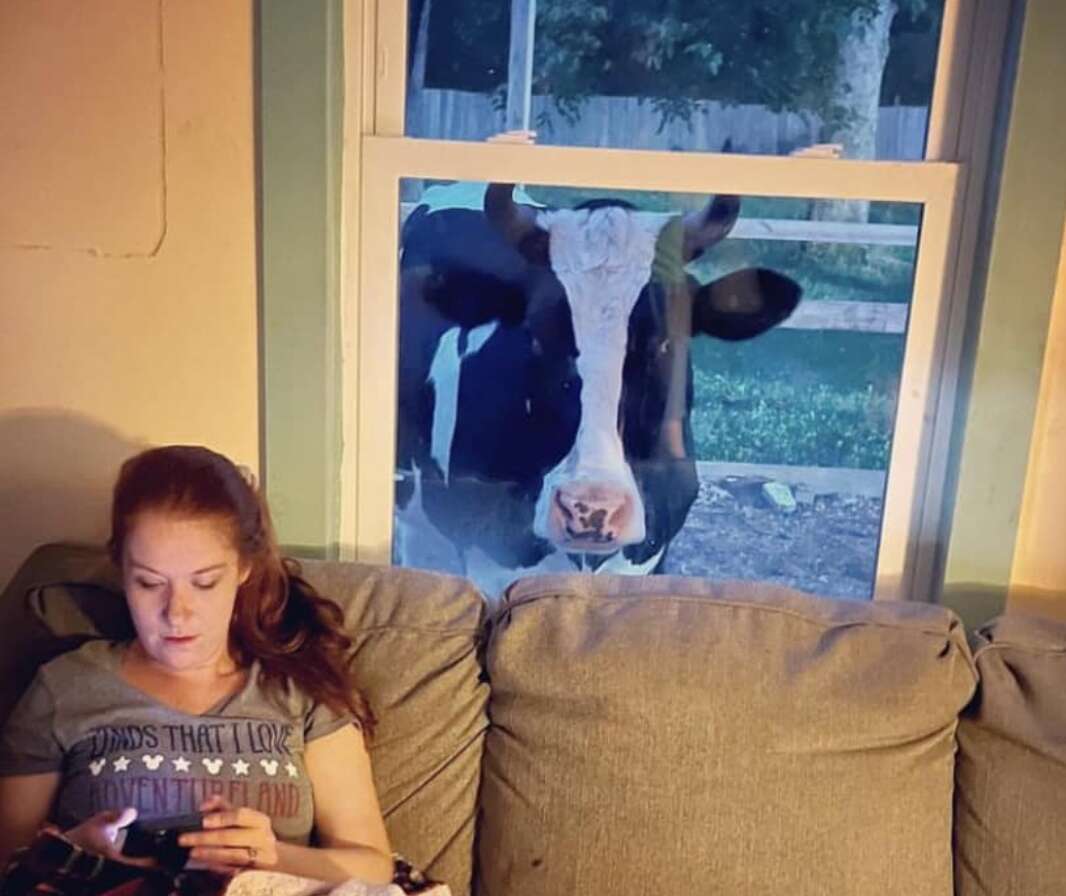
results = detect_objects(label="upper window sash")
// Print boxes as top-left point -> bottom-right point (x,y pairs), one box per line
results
364,0 -> 999,164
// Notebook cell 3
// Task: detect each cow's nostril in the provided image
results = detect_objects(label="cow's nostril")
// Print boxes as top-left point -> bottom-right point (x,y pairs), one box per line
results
554,489 -> 575,522
606,502 -> 629,532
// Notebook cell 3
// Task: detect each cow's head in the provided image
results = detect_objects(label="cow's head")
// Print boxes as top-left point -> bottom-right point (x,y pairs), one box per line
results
476,184 -> 801,555
403,183 -> 801,558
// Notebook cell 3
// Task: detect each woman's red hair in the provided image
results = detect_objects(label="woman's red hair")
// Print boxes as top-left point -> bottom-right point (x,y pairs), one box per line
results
107,445 -> 373,734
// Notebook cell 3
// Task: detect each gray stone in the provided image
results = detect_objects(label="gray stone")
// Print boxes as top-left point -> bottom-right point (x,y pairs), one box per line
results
762,481 -> 798,513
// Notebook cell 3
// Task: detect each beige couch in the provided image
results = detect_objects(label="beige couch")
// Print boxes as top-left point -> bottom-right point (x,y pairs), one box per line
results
1,544 -> 1063,895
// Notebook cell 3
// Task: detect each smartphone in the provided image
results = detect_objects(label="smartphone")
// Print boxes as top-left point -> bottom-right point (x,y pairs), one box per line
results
121,812 -> 204,869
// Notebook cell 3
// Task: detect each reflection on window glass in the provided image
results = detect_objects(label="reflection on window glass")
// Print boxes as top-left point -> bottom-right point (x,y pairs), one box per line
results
406,1 -> 945,159
392,179 -> 922,601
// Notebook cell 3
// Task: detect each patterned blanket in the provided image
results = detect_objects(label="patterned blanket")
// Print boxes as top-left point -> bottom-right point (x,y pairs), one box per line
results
1,830 -> 450,896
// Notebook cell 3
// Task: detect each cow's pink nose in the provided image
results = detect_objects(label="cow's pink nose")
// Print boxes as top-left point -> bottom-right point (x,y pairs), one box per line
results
550,483 -> 638,551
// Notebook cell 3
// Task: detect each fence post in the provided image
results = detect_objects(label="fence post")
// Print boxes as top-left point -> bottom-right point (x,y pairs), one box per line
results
506,0 -> 536,133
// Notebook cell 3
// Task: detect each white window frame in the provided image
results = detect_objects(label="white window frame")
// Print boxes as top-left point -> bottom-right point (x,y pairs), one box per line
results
337,0 -> 1013,602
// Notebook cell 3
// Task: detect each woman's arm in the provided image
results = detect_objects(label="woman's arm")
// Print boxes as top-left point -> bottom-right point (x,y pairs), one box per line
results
277,722 -> 393,882
185,724 -> 393,884
0,772 -> 60,870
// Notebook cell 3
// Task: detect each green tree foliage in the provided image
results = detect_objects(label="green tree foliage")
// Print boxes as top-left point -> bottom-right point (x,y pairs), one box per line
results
421,0 -> 943,130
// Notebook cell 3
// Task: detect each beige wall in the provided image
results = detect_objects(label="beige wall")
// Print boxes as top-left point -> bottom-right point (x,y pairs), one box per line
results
1010,222 -> 1066,618
0,1 -> 259,591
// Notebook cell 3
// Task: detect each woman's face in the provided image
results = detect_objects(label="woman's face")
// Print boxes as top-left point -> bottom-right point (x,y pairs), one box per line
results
122,511 -> 250,674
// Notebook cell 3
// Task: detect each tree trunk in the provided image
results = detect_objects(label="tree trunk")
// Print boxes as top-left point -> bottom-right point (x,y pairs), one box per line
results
813,1 -> 898,223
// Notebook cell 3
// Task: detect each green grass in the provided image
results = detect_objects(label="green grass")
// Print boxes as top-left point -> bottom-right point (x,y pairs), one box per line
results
689,330 -> 902,469
691,371 -> 894,469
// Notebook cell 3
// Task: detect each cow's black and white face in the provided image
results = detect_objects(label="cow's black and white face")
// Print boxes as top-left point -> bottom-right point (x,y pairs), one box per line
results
529,203 -> 673,552
397,183 -> 801,582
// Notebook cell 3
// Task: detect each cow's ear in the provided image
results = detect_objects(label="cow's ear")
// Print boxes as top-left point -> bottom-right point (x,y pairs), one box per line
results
691,267 -> 802,341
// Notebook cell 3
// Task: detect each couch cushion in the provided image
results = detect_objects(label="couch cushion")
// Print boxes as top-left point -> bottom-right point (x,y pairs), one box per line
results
0,544 -> 488,896
954,613 -> 1066,896
305,560 -> 488,896
0,543 -> 131,724
478,575 -> 977,896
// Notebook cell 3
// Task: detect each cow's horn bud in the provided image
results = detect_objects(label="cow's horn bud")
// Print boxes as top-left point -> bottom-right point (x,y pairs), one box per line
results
485,183 -> 539,245
682,194 -> 741,261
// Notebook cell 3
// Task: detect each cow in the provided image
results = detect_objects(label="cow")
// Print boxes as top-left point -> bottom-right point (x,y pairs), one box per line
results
394,182 -> 802,599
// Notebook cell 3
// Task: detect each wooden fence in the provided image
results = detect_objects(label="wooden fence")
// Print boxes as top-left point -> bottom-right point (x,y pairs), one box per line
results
398,202 -> 915,335
407,88 -> 930,159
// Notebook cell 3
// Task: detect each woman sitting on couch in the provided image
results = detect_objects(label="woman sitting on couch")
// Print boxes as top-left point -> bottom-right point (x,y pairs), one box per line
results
0,445 -> 393,885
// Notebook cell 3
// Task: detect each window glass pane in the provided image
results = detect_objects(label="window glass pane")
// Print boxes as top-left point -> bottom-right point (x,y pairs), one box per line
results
406,1 -> 945,159
393,179 -> 922,600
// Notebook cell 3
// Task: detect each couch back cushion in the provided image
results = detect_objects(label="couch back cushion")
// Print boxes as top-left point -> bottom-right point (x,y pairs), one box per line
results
0,544 -> 488,896
478,575 -> 977,896
954,613 -> 1066,896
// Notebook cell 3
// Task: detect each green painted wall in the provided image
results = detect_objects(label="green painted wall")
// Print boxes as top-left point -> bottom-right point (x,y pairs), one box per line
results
942,0 -> 1066,627
259,0 -> 344,558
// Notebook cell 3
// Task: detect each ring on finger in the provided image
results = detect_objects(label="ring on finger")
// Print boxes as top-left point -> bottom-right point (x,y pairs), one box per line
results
246,846 -> 257,864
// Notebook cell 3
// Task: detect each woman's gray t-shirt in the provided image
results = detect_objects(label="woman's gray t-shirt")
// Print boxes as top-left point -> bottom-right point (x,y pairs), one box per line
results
0,640 -> 353,844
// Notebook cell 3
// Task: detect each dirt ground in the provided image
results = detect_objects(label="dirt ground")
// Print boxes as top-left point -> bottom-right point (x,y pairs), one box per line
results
661,473 -> 883,600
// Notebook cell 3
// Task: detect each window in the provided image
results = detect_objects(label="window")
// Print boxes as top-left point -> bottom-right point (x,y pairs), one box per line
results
329,0 -> 1011,602
405,0 -> 944,160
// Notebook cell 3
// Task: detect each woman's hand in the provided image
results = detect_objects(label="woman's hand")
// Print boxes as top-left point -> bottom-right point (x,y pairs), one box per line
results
64,807 -> 154,867
180,795 -> 278,871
